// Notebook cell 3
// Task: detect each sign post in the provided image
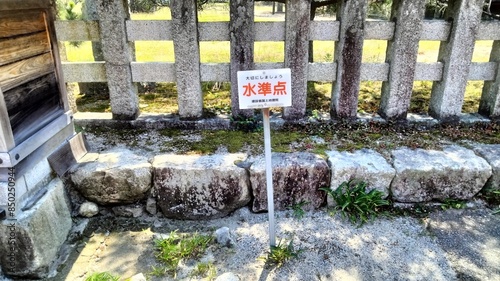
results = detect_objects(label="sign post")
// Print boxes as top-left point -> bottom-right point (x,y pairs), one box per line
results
237,68 -> 292,247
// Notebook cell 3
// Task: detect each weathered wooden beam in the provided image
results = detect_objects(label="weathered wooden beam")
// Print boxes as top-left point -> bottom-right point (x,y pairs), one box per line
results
11,97 -> 61,144
0,88 -> 14,153
0,53 -> 54,92
0,111 -> 74,168
429,0 -> 484,122
0,32 -> 50,67
230,0 -> 254,118
0,10 -> 46,38
379,0 -> 426,120
171,0 -> 203,119
283,0 -> 311,120
4,73 -> 57,116
0,0 -> 51,11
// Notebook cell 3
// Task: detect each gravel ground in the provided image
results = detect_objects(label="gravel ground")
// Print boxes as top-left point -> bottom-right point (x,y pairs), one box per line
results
48,207 -> 468,281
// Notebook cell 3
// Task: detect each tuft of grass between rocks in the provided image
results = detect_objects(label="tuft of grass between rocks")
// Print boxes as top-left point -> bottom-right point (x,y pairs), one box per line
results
84,272 -> 120,281
151,230 -> 214,278
261,238 -> 303,268
321,180 -> 390,226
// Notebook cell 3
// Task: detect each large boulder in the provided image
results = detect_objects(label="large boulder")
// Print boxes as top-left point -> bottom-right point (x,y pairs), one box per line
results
0,179 -> 72,278
153,154 -> 250,220
471,144 -> 500,191
250,152 -> 330,212
326,149 -> 395,206
391,146 -> 492,202
68,148 -> 152,205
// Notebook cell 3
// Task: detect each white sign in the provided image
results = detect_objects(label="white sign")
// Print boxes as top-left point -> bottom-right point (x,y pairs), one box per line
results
237,68 -> 292,109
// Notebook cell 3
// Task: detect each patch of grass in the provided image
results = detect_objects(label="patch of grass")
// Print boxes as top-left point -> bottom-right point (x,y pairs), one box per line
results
191,130 -> 260,153
85,272 -> 120,281
190,262 -> 217,280
439,198 -> 467,210
321,180 -> 390,226
154,230 -> 214,277
479,188 -> 500,215
230,115 -> 261,132
262,238 -> 302,268
290,201 -> 309,220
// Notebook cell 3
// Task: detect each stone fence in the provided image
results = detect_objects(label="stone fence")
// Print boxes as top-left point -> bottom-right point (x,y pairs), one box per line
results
67,144 -> 499,220
55,0 -> 500,122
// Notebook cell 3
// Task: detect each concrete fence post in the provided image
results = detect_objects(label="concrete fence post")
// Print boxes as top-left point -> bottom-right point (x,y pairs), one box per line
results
479,40 -> 500,119
429,0 -> 483,122
171,0 -> 203,119
379,0 -> 425,120
96,0 -> 139,120
230,0 -> 255,118
330,0 -> 367,119
283,0 -> 311,120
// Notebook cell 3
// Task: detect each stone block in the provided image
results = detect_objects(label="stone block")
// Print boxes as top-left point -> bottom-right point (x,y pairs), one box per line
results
68,148 -> 152,205
153,154 -> 250,220
0,178 -> 72,278
250,152 -> 330,212
326,149 -> 395,206
391,146 -> 492,202
471,144 -> 500,191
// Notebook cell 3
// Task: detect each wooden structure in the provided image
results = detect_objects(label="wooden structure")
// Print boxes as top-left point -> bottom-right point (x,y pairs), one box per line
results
0,0 -> 72,169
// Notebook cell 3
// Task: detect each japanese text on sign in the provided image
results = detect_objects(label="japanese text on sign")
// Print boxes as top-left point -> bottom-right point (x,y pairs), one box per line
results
237,68 -> 292,109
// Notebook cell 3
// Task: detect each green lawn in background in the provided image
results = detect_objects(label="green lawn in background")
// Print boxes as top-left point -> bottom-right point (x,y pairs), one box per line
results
66,3 -> 493,115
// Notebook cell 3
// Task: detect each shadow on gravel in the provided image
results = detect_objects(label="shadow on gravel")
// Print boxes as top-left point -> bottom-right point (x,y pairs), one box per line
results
427,208 -> 500,281
43,208 -> 500,281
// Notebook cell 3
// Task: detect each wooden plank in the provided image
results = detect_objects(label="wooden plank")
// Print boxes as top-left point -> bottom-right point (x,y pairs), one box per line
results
0,88 -> 14,153
0,0 -> 50,11
12,97 -> 61,144
48,133 -> 89,177
0,53 -> 54,92
4,73 -> 57,115
45,7 -> 70,112
0,10 -> 46,38
0,110 -> 70,168
0,32 -> 50,67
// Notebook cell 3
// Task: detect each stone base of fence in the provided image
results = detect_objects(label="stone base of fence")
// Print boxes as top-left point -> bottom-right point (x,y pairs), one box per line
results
73,112 -> 494,133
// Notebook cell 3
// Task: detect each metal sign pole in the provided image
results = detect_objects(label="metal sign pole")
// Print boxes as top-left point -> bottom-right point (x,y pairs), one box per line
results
237,68 -> 291,249
262,108 -> 275,247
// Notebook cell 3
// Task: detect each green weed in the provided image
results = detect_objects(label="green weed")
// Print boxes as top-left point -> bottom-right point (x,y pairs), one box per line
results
262,239 -> 302,268
440,199 -> 466,210
154,230 -> 214,277
321,180 -> 390,226
480,188 -> 500,215
190,262 -> 217,280
290,201 -> 309,220
85,272 -> 120,281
